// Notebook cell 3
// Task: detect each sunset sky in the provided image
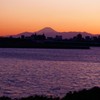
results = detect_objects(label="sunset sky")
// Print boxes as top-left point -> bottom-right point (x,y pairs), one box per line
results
0,0 -> 100,36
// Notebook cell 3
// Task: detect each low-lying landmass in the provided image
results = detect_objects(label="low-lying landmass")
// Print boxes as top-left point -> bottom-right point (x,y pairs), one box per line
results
1,33 -> 100,49
0,87 -> 100,100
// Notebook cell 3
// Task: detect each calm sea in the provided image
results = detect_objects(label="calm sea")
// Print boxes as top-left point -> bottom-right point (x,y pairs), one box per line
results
0,48 -> 100,98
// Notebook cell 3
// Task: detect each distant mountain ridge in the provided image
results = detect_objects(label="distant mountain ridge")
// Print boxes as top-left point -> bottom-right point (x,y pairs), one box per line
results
12,32 -> 34,37
12,27 -> 93,38
38,27 -> 58,33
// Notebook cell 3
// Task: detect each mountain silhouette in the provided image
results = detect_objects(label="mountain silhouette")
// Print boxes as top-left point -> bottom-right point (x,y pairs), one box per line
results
38,27 -> 58,33
13,32 -> 34,37
37,27 -> 59,37
12,27 -> 93,38
61,31 -> 92,38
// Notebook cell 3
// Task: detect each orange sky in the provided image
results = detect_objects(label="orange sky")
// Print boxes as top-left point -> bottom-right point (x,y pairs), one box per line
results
0,0 -> 100,36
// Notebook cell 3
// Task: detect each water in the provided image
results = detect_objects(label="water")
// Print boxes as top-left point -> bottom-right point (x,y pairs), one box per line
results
0,48 -> 100,98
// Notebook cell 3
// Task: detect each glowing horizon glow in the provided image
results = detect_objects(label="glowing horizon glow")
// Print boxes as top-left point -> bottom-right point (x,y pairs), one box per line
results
0,0 -> 100,36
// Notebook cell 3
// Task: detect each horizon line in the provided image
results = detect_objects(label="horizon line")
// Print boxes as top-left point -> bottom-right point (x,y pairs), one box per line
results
1,26 -> 98,36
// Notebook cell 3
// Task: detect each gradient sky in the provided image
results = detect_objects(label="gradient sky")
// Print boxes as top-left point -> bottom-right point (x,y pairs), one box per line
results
0,0 -> 100,36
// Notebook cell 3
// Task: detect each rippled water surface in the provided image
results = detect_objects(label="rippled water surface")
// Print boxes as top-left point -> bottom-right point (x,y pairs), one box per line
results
0,48 -> 100,97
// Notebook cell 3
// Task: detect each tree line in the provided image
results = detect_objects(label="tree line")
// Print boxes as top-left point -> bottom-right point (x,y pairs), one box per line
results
0,33 -> 100,48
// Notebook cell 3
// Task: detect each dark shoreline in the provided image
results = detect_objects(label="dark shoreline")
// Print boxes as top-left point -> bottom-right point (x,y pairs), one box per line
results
0,34 -> 92,50
1,87 -> 100,100
0,45 -> 90,49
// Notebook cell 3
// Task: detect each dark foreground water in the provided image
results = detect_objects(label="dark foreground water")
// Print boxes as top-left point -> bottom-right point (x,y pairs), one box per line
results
0,48 -> 100,98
